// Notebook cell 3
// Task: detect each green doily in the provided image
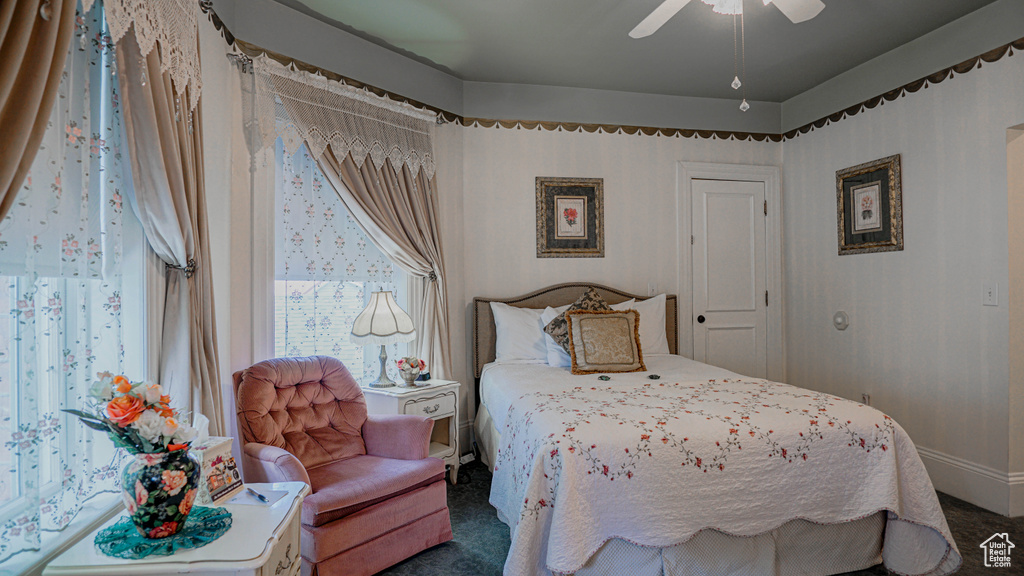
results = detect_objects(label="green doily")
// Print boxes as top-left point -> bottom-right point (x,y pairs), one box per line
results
95,506 -> 233,559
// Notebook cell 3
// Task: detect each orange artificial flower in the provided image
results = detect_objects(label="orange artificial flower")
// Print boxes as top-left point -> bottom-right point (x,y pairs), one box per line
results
168,443 -> 189,451
113,375 -> 132,394
159,394 -> 171,405
106,395 -> 145,427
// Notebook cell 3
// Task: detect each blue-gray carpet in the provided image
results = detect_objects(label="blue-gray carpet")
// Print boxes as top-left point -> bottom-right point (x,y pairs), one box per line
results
377,460 -> 1021,575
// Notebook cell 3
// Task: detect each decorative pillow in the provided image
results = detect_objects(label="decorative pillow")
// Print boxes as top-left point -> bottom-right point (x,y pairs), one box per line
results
544,288 -> 611,353
490,301 -> 547,363
566,309 -> 646,375
541,305 -> 571,367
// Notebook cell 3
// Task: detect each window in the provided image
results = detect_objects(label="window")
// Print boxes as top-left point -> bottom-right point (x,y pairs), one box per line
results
273,141 -> 406,382
0,4 -> 148,564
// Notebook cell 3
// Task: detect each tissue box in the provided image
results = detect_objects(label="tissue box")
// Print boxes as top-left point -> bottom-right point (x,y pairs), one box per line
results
190,436 -> 244,505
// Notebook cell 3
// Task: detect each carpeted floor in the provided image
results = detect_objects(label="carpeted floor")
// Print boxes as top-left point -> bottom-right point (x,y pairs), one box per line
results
378,460 -> 1022,576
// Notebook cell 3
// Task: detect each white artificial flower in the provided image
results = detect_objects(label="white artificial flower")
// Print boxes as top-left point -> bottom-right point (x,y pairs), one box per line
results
133,410 -> 166,444
143,383 -> 163,404
172,424 -> 198,444
162,417 -> 180,438
88,380 -> 113,401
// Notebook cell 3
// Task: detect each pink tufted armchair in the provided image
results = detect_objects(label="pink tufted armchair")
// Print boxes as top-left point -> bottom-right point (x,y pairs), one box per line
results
233,356 -> 453,576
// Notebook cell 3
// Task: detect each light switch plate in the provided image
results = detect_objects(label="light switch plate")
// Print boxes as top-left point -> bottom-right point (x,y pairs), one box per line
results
983,282 -> 999,306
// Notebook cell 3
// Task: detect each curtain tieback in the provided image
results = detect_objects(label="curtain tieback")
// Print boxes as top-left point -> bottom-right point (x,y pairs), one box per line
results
427,270 -> 437,282
167,258 -> 196,279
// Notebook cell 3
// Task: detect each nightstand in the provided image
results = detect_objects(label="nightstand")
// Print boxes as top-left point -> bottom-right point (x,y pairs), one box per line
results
362,380 -> 461,483
43,482 -> 309,575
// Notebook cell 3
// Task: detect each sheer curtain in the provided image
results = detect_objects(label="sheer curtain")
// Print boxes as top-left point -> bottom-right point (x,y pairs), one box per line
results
0,3 -> 132,562
274,141 -> 406,382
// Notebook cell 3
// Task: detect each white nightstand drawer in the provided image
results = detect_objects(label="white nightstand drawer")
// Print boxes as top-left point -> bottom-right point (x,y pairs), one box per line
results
405,392 -> 456,418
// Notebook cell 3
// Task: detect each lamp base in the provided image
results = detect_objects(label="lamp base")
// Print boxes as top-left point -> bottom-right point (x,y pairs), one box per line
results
368,344 -> 396,388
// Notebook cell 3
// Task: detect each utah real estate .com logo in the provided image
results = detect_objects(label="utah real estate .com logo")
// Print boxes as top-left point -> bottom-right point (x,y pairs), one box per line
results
980,533 -> 1014,569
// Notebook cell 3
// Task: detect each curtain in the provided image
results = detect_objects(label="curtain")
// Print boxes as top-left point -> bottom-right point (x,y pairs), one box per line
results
319,149 -> 452,379
247,55 -> 452,379
274,142 -> 406,381
116,30 -> 224,435
0,3 -> 127,561
0,0 -> 77,222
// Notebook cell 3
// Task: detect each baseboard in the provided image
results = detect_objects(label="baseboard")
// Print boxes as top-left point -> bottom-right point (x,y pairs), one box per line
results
1010,471 -> 1024,517
916,446 -> 1022,517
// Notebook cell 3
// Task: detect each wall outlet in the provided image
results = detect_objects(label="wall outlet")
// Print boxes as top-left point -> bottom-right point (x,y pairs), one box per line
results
861,393 -> 871,406
459,453 -> 476,465
983,282 -> 999,306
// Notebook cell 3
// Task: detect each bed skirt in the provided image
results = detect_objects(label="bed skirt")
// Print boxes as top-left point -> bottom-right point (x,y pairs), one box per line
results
475,403 -> 887,576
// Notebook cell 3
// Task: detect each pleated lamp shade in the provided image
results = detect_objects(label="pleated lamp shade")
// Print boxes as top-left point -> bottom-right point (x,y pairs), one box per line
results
350,291 -> 417,345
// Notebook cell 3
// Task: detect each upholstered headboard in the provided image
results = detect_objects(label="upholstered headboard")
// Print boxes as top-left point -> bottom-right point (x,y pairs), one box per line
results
472,283 -> 678,382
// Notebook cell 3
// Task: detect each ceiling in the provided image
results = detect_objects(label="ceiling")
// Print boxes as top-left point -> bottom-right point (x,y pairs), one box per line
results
270,0 -> 999,103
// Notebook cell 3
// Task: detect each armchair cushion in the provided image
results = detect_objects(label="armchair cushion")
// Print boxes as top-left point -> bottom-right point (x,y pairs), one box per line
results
242,442 -> 311,485
362,414 -> 434,460
302,455 -> 446,527
236,356 -> 367,470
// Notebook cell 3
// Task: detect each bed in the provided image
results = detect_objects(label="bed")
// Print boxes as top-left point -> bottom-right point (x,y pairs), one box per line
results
472,283 -> 961,576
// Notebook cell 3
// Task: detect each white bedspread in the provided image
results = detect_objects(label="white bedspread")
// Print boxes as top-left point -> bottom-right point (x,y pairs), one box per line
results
485,355 -> 961,576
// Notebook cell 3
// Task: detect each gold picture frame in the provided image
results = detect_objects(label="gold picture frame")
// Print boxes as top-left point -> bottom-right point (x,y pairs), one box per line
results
836,154 -> 903,255
536,177 -> 604,258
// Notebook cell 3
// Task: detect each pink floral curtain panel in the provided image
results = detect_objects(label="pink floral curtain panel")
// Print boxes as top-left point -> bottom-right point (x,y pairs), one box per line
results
0,4 -> 128,561
274,142 -> 405,382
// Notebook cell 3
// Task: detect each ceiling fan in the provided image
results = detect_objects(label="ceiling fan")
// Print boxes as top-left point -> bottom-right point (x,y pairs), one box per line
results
629,0 -> 825,38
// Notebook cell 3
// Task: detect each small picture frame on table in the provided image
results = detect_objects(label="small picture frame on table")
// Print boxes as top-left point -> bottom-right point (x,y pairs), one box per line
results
836,154 -> 903,255
536,177 -> 604,258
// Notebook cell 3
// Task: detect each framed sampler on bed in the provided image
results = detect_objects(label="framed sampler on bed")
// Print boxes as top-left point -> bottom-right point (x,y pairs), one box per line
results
836,154 -> 903,255
536,176 -> 604,258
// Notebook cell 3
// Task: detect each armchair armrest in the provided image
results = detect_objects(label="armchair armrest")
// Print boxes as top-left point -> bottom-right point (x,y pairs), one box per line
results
362,414 -> 434,460
242,442 -> 311,486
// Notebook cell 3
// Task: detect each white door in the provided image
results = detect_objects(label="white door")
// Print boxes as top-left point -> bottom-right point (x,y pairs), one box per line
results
691,178 -> 768,378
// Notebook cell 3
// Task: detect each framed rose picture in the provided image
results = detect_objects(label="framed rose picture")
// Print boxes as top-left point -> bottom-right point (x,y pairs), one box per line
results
536,177 -> 604,258
836,154 -> 903,255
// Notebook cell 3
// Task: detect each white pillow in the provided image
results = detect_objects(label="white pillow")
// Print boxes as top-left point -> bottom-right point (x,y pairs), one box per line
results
630,294 -> 671,355
541,305 -> 571,367
490,302 -> 547,363
610,299 -> 636,312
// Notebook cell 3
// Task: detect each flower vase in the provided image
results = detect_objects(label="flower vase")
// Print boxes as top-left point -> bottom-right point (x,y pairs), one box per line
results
121,450 -> 201,538
399,366 -> 421,387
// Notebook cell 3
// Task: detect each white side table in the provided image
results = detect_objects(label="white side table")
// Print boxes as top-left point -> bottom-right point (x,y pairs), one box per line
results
43,482 -> 309,576
362,379 -> 461,483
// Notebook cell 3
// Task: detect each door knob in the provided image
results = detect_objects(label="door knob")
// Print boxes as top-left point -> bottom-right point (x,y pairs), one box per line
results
697,315 -> 706,324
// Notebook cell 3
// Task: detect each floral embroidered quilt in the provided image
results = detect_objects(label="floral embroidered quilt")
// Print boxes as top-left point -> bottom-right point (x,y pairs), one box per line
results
487,355 -> 961,576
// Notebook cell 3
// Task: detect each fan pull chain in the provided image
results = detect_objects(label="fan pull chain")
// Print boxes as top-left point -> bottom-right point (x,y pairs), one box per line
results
739,10 -> 750,111
731,15 -> 742,90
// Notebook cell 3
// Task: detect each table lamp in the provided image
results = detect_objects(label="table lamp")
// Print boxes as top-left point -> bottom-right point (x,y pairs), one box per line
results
350,291 -> 416,388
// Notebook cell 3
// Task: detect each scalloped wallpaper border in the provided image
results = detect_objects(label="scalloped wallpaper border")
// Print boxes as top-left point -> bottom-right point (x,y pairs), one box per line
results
202,5 -> 1024,143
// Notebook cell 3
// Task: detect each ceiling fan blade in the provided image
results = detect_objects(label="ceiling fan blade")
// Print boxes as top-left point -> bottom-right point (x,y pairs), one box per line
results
629,0 -> 693,38
771,0 -> 825,23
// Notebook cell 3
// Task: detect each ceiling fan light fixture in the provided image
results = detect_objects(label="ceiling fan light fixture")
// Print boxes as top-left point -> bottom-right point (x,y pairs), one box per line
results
702,0 -> 742,16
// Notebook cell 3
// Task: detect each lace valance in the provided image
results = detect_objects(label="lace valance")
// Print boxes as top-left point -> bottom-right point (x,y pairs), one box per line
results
251,55 -> 437,179
83,0 -> 201,110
